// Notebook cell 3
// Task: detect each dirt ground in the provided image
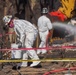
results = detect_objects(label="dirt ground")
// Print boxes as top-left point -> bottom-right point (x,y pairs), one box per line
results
0,49 -> 76,75
0,61 -> 76,75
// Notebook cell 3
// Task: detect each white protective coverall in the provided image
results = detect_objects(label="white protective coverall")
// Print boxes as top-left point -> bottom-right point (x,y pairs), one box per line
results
13,19 -> 40,67
37,15 -> 53,54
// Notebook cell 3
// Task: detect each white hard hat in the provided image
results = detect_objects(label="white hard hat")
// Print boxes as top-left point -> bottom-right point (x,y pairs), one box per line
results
42,8 -> 48,14
3,15 -> 12,25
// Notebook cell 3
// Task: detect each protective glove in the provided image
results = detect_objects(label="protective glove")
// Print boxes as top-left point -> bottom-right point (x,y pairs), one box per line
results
18,42 -> 22,48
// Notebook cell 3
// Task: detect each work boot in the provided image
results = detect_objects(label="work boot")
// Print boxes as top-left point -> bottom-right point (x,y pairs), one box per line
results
12,65 -> 21,70
32,63 -> 42,68
30,61 -> 42,68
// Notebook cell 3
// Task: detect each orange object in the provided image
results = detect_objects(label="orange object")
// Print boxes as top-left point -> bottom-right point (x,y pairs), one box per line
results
49,11 -> 67,21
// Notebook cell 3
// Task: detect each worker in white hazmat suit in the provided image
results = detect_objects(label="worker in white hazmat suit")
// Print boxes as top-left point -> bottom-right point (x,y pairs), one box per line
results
3,15 -> 41,69
37,8 -> 53,54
